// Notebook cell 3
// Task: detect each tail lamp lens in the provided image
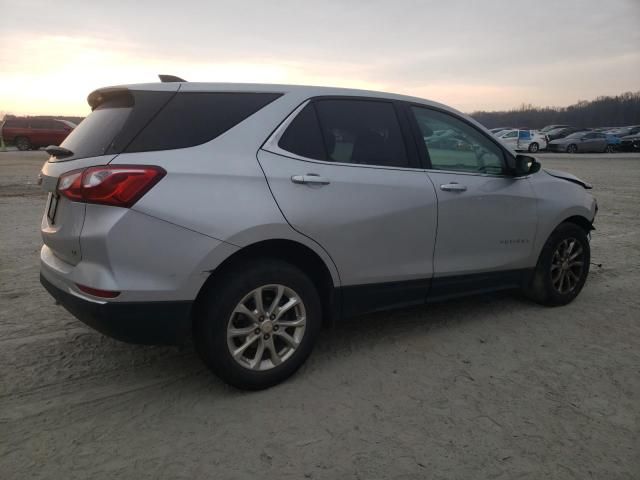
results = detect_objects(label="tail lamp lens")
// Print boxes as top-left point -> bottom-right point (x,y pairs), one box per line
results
57,165 -> 166,208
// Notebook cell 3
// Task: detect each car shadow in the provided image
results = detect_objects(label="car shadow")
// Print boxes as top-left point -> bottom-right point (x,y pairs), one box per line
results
88,290 -> 532,394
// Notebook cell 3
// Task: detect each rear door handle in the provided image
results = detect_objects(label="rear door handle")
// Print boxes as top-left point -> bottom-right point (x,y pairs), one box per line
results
440,183 -> 467,192
291,174 -> 331,185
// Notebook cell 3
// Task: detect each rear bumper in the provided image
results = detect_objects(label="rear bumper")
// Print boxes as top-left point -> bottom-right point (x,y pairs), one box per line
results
40,273 -> 192,345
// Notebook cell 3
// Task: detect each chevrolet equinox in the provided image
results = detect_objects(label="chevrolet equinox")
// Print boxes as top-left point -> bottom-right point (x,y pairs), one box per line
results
39,79 -> 597,389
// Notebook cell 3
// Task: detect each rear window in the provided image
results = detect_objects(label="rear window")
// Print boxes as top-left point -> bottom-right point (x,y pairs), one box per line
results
55,90 -> 281,162
57,93 -> 137,162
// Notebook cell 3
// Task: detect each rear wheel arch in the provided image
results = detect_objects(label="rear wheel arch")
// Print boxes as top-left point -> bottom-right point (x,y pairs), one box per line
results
194,239 -> 338,328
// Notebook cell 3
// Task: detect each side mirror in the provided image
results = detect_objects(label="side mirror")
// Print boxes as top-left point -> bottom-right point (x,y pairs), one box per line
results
513,154 -> 541,176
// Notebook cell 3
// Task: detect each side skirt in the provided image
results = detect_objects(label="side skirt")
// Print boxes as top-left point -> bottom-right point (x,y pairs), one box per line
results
427,269 -> 533,303
336,269 -> 533,319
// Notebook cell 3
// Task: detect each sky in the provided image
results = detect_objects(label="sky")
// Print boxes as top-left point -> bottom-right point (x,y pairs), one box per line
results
0,0 -> 638,116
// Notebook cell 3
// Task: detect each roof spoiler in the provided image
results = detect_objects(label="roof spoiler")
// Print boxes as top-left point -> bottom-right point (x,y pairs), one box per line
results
158,74 -> 187,83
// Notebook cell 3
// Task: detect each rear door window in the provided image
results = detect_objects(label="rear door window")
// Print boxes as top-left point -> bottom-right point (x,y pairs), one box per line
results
278,103 -> 326,160
277,98 -> 412,168
314,99 -> 409,168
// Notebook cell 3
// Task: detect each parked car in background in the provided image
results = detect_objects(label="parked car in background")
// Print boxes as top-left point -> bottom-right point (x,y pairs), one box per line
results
489,127 -> 513,134
1,118 -> 76,151
424,129 -> 473,150
604,133 -> 621,150
547,131 -> 612,153
546,126 -> 588,141
619,133 -> 640,152
605,125 -> 640,138
38,80 -> 597,389
495,129 -> 547,153
540,124 -> 569,133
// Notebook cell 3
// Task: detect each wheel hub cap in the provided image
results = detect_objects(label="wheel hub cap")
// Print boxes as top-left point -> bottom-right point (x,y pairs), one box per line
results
226,284 -> 307,371
550,237 -> 585,294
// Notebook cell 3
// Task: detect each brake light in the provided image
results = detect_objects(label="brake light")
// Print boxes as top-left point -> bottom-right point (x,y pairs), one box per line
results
57,165 -> 166,208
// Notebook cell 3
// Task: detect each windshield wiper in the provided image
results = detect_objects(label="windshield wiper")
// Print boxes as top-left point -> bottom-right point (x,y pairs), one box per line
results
45,145 -> 74,158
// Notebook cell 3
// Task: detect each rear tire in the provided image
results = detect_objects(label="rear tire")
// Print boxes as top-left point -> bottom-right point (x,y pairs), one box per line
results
528,142 -> 539,153
566,144 -> 578,153
15,137 -> 30,151
523,223 -> 590,306
605,144 -> 615,153
194,259 -> 322,390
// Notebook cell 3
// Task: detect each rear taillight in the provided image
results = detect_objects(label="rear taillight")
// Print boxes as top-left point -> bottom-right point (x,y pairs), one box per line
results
57,165 -> 166,208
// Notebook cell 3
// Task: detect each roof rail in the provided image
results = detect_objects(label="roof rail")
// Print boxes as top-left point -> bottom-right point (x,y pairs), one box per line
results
158,74 -> 187,83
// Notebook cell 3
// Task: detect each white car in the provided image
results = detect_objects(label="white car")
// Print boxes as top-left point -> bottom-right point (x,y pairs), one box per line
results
496,129 -> 548,153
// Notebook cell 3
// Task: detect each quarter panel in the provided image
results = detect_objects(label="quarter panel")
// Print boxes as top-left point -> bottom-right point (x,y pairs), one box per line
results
74,206 -> 239,302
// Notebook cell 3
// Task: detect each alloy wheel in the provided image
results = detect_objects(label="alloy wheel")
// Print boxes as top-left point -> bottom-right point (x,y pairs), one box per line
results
550,238 -> 585,294
226,284 -> 306,371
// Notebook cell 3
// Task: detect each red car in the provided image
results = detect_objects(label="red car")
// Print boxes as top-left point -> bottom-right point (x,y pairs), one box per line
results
1,117 -> 76,151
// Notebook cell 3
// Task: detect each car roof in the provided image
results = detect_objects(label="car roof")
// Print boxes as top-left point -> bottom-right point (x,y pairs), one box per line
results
88,81 -> 462,116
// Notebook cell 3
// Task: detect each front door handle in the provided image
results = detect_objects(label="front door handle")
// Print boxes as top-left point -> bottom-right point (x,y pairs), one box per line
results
440,183 -> 467,192
291,174 -> 331,185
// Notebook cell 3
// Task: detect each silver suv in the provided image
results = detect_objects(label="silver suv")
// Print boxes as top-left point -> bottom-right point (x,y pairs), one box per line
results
39,80 -> 597,389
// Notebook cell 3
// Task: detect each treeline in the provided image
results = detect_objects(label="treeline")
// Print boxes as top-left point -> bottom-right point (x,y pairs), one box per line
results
471,91 -> 640,129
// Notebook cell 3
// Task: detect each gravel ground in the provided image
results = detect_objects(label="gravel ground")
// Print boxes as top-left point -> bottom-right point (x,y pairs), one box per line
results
1,150 -> 639,479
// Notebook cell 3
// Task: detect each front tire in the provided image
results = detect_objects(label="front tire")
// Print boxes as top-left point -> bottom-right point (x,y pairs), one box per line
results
605,144 -> 615,153
528,142 -> 539,153
194,259 -> 322,390
524,223 -> 590,306
566,144 -> 578,153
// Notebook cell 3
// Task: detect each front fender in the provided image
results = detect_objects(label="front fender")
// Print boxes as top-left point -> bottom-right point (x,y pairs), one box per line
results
529,172 -> 597,264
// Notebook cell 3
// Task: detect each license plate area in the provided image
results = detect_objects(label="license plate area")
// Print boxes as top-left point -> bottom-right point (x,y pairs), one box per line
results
47,193 -> 60,224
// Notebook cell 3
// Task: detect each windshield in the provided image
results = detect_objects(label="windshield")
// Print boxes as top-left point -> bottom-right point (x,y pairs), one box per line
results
566,132 -> 586,138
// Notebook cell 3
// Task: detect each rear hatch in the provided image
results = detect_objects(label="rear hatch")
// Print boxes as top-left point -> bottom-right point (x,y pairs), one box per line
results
40,85 -> 179,265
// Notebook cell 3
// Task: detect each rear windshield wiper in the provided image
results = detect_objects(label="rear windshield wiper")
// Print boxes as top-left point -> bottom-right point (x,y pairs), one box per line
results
45,145 -> 74,158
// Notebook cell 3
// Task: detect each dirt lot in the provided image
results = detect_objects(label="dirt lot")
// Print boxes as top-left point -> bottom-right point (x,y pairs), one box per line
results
1,150 -> 639,479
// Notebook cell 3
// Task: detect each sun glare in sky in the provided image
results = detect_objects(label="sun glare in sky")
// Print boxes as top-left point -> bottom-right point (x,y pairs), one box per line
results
0,37 -> 542,117
1,0 -> 638,117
